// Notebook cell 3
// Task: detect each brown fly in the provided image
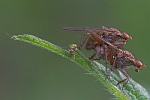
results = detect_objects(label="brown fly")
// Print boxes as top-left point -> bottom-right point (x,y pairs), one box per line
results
63,26 -> 132,73
92,33 -> 146,89
63,26 -> 132,49
112,49 -> 146,89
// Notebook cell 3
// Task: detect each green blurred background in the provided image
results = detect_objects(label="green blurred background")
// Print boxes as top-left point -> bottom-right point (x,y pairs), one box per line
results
0,0 -> 150,100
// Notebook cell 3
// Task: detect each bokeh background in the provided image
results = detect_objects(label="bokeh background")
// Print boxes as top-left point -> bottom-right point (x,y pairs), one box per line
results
0,0 -> 150,100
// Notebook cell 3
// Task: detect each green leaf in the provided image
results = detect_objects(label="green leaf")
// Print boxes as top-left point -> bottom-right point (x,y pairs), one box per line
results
12,34 -> 150,100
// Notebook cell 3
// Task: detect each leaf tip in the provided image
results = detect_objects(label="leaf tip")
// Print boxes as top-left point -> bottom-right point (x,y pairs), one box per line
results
11,35 -> 18,40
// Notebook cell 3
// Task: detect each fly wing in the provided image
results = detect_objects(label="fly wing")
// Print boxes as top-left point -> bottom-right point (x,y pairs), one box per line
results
63,27 -> 106,34
63,27 -> 88,31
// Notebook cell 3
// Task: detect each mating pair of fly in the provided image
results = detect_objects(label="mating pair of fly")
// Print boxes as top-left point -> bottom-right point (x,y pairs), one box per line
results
63,26 -> 146,89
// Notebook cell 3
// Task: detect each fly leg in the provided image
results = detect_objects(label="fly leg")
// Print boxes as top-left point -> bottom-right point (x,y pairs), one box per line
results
117,66 -> 129,90
78,33 -> 90,50
105,55 -> 117,79
89,45 -> 102,61
104,45 -> 110,76
89,53 -> 97,61
104,45 -> 108,72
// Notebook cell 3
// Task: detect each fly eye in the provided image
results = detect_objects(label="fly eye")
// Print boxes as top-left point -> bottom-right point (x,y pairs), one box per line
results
136,60 -> 143,68
123,33 -> 132,40
123,33 -> 129,40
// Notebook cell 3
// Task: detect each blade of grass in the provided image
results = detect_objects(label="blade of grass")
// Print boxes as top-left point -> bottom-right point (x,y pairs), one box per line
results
12,34 -> 150,100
